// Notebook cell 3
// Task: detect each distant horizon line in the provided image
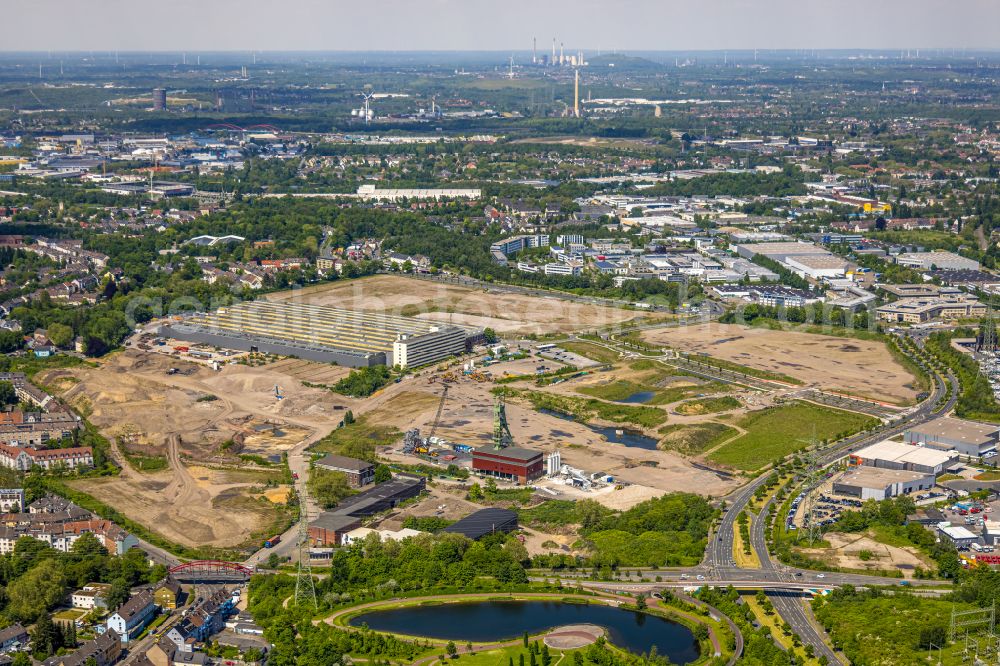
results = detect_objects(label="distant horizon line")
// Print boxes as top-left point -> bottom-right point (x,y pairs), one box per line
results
1,48 -> 999,55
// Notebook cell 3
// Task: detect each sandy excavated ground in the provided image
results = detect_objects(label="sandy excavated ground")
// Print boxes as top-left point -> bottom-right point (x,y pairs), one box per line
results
641,323 -> 920,405
40,351 -> 351,459
371,361 -> 737,499
44,350 -> 351,549
265,275 -> 648,334
798,532 -> 934,578
46,346 -> 736,548
71,456 -> 287,549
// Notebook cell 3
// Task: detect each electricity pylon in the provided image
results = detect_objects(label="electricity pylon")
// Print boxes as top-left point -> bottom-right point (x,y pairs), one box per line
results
294,514 -> 317,609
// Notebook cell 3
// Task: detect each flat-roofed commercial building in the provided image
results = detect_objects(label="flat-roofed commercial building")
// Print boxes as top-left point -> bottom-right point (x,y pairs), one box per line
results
833,467 -> 935,500
354,184 -> 481,202
161,301 -> 477,369
307,476 -> 428,546
896,251 -> 980,271
876,296 -> 987,323
393,327 -> 468,369
332,475 -> 426,518
473,446 -> 544,485
849,440 -> 957,475
938,523 -> 979,548
750,285 -> 818,307
879,284 -> 960,299
490,235 -> 550,258
904,417 -> 999,457
307,514 -> 362,547
784,254 -> 849,279
732,242 -> 830,262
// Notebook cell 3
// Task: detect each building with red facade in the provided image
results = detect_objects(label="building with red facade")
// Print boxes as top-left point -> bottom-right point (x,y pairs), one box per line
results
472,446 -> 544,484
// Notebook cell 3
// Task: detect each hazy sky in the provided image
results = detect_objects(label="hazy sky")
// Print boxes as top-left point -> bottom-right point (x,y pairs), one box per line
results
5,0 -> 1000,52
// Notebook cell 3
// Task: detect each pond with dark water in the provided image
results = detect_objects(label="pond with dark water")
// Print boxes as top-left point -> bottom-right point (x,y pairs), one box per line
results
538,408 -> 660,450
350,600 -> 700,663
619,391 -> 656,404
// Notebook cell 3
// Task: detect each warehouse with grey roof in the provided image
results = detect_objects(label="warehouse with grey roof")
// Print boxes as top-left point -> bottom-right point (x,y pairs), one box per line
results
160,301 -> 480,369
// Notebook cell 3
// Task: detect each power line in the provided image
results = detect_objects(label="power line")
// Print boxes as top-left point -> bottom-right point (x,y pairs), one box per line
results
293,512 -> 317,609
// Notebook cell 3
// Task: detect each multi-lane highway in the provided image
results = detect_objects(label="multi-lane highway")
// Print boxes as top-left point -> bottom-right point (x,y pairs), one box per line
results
539,323 -> 958,662
695,357 -> 958,663
226,313 -> 955,664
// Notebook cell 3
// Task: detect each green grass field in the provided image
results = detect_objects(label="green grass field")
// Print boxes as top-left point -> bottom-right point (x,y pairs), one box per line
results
514,389 -> 668,428
708,402 -> 876,470
815,593 -> 974,666
122,453 -> 169,472
445,645 -> 576,666
311,417 -> 401,460
558,341 -> 621,365
577,380 -> 648,402
658,422 -> 737,455
576,370 -> 729,407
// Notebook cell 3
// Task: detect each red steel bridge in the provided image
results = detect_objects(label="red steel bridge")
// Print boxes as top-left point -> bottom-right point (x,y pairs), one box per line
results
168,560 -> 255,582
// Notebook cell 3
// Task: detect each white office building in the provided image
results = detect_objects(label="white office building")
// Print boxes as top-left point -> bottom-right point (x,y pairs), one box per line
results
392,326 -> 467,369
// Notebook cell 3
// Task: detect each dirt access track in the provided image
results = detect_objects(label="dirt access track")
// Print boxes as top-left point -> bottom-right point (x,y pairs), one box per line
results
641,322 -> 920,405
40,351 -> 349,458
38,350 -> 353,549
798,531 -> 935,578
371,368 -> 738,500
264,274 -> 649,335
70,459 -> 286,549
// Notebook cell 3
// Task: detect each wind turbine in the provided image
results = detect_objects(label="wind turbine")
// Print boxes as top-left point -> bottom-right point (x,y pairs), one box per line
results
359,90 -> 375,124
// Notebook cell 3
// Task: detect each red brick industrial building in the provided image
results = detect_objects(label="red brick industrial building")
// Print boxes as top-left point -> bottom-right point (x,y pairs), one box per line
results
472,446 -> 544,484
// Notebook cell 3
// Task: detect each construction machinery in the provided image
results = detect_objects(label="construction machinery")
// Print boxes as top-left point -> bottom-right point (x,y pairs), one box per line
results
402,428 -> 422,454
402,382 -> 450,457
426,384 -> 449,445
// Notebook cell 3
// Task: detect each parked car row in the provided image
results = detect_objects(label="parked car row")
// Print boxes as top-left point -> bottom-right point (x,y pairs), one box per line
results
817,494 -> 863,508
785,492 -> 811,531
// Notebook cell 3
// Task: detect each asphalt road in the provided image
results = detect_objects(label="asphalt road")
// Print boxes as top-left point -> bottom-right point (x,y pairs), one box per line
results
135,293 -> 955,664
243,435 -> 316,568
696,361 -> 958,663
542,325 -> 958,662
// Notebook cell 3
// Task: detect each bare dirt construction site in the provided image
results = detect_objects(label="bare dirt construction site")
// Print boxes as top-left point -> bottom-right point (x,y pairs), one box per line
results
71,462 -> 288,549
373,363 -> 738,503
39,351 -> 348,459
265,275 -> 650,335
796,532 -> 935,578
641,323 -> 920,405
37,350 -> 354,549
